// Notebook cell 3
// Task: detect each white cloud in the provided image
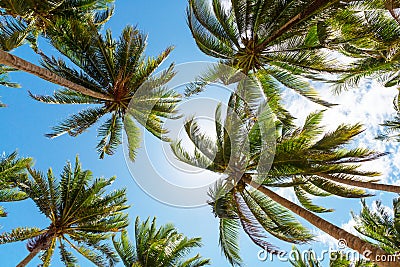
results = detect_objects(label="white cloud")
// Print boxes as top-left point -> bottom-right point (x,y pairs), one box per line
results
314,217 -> 360,249
275,187 -> 297,203
281,77 -> 400,185
314,229 -> 339,249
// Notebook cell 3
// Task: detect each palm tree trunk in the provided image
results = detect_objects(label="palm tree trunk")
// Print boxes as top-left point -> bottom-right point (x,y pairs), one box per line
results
317,173 -> 400,193
386,0 -> 400,25
242,176 -> 398,267
256,0 -> 338,50
0,49 -> 113,101
16,246 -> 42,267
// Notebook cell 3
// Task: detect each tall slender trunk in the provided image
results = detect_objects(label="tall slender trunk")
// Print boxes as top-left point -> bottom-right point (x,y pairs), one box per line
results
256,0 -> 338,50
16,245 -> 42,267
0,49 -> 113,101
242,176 -> 398,267
317,173 -> 400,193
386,0 -> 400,25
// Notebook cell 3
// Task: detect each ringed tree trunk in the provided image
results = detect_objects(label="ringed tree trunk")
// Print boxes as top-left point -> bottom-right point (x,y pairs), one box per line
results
242,176 -> 398,267
317,173 -> 400,193
0,49 -> 113,101
16,232 -> 53,267
16,243 -> 44,267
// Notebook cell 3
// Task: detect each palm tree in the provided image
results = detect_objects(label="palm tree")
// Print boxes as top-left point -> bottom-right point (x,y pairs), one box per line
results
353,197 -> 400,255
289,246 -> 376,266
185,0 -> 353,106
321,1 -> 400,141
0,0 -> 115,106
171,85 -> 397,266
0,156 -> 129,267
0,151 -> 32,217
270,108 -> 400,194
27,22 -> 181,159
325,1 -> 400,93
0,0 -> 114,49
0,21 -> 113,102
112,216 -> 211,267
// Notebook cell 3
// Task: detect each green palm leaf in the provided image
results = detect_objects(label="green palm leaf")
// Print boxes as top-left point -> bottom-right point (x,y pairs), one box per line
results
113,216 -> 210,267
31,22 -> 181,159
0,156 -> 129,266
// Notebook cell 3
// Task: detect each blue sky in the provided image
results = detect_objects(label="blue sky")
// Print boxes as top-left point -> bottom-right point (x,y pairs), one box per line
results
1,1 -> 400,266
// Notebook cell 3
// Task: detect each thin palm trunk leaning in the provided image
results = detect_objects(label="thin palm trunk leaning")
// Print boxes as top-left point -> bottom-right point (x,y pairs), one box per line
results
317,172 -> 400,193
0,49 -> 113,101
242,176 -> 396,267
16,238 -> 51,267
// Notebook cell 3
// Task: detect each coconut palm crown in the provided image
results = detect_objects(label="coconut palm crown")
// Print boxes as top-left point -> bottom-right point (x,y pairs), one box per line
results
30,22 -> 181,159
185,0 -> 354,106
0,156 -> 129,267
0,0 -> 114,50
113,216 -> 211,267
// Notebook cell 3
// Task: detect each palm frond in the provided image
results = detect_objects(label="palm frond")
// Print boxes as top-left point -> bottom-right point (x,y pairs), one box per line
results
123,115 -> 141,161
46,107 -> 106,138
97,113 -> 123,159
0,227 -> 43,244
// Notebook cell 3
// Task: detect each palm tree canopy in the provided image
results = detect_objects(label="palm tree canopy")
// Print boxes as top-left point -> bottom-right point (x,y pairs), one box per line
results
0,0 -> 115,106
269,109 -> 387,203
173,85 -> 385,213
0,156 -> 129,266
0,151 -> 32,217
326,0 -> 400,93
0,0 -> 114,49
173,83 -> 310,265
112,216 -> 211,267
29,22 -> 181,159
171,82 -> 387,265
185,0 -> 353,106
353,197 -> 400,255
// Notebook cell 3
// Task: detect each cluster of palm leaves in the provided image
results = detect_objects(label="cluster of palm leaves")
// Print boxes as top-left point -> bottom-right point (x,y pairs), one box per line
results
113,217 -> 210,267
179,0 -> 400,266
0,0 -> 114,106
0,154 -> 210,266
2,0 -> 400,267
0,151 -> 32,217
